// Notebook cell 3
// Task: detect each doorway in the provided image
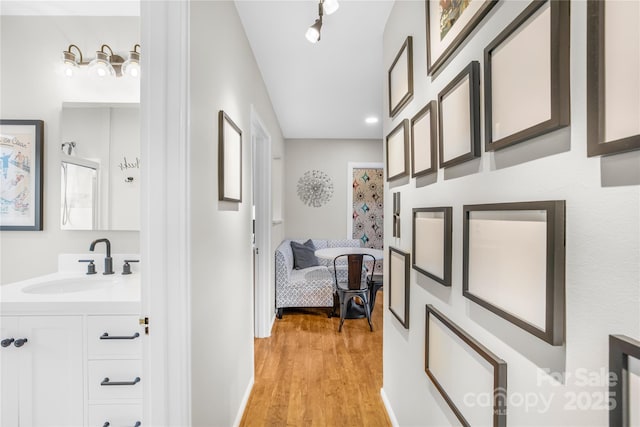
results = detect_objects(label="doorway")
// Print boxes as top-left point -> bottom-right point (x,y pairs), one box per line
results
251,106 -> 273,338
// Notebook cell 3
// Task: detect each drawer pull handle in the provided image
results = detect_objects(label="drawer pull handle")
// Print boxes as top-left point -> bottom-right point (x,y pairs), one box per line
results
100,332 -> 140,340
14,338 -> 28,348
101,376 -> 141,386
1,338 -> 14,347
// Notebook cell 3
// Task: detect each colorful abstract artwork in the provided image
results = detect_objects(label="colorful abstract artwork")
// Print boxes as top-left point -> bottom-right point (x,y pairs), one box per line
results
352,168 -> 384,273
440,0 -> 471,39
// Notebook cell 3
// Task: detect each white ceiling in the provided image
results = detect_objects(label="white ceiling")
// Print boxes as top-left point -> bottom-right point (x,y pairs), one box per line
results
235,0 -> 393,140
0,0 -> 392,140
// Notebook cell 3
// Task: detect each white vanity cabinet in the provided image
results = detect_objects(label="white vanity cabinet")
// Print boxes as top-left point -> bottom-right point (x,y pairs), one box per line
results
87,315 -> 143,427
0,315 -> 84,427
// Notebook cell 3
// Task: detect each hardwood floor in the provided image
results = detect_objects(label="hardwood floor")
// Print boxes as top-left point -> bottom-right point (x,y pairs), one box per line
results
240,295 -> 390,427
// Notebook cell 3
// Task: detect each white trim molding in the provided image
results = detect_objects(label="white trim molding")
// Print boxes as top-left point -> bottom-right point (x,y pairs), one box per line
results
251,105 -> 273,338
346,162 -> 384,239
233,376 -> 255,427
141,1 -> 191,425
380,388 -> 400,427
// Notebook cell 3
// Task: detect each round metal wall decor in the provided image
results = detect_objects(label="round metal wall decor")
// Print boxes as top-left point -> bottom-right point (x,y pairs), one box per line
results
297,170 -> 334,207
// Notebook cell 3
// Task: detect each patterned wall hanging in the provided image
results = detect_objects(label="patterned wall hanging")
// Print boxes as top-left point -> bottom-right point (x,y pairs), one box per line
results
297,169 -> 334,207
352,168 -> 384,273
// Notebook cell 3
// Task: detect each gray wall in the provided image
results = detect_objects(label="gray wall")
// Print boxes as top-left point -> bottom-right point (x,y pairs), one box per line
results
189,1 -> 285,425
0,16 -> 140,284
284,138 -> 383,240
383,1 -> 640,426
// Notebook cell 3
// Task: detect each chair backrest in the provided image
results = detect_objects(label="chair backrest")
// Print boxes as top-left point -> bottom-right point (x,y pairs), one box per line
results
333,253 -> 376,290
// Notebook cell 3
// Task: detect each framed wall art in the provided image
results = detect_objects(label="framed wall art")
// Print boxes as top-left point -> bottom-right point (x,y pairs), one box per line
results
425,0 -> 498,76
425,304 -> 507,427
412,207 -> 452,286
218,110 -> 242,202
609,334 -> 640,427
388,36 -> 414,118
411,101 -> 438,177
484,0 -> 570,151
0,119 -> 44,231
389,247 -> 410,329
392,192 -> 401,238
438,61 -> 481,168
587,0 -> 640,157
386,119 -> 409,181
462,201 -> 565,345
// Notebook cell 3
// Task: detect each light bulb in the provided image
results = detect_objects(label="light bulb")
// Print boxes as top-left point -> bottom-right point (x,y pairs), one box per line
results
305,19 -> 322,43
88,51 -> 115,78
324,0 -> 339,15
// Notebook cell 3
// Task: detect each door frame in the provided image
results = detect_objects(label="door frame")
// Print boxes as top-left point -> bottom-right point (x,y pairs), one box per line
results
346,162 -> 384,239
141,1 -> 191,425
251,105 -> 273,338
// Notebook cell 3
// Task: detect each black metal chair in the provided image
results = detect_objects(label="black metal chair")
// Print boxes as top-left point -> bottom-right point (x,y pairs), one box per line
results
333,253 -> 375,332
367,273 -> 383,312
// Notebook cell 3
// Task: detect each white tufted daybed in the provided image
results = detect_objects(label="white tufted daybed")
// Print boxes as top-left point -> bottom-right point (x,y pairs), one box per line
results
275,238 -> 362,318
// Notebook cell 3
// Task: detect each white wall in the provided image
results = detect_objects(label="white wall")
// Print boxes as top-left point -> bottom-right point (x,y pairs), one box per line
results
284,138 -> 383,239
189,1 -> 285,425
0,16 -> 140,284
383,1 -> 640,426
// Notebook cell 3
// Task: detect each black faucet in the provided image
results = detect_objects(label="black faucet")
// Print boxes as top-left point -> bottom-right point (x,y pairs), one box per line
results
89,238 -> 114,275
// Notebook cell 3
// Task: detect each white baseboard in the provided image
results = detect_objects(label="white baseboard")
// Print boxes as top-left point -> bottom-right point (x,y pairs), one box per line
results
380,387 -> 399,427
232,376 -> 255,427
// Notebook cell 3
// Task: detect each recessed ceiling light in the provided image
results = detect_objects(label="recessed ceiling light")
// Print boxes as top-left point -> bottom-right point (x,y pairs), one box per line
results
365,117 -> 379,124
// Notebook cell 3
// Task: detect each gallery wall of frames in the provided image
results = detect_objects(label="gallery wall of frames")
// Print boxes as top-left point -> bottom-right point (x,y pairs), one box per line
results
382,1 -> 640,426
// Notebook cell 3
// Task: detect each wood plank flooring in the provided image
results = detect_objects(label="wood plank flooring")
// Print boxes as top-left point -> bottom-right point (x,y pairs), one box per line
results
240,296 -> 390,427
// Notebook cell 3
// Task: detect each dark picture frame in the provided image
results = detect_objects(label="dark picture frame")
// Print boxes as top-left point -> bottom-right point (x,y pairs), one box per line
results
388,36 -> 414,118
218,110 -> 243,202
411,101 -> 438,177
587,0 -> 640,157
412,207 -> 452,286
386,119 -> 410,181
0,119 -> 44,231
425,0 -> 497,76
438,61 -> 481,168
462,201 -> 566,346
609,334 -> 640,427
425,304 -> 507,427
484,0 -> 570,151
389,246 -> 410,329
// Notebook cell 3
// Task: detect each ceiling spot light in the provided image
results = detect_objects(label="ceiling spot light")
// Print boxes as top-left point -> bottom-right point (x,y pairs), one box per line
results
365,117 -> 379,124
122,44 -> 141,78
323,0 -> 339,15
305,18 -> 323,43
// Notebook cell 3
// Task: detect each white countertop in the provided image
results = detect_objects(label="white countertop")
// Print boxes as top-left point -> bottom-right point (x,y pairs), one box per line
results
0,254 -> 141,315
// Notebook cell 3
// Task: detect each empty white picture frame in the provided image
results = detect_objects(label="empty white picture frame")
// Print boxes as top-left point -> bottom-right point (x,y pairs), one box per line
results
587,0 -> 640,157
388,36 -> 414,118
218,110 -> 242,202
484,0 -> 570,151
412,207 -> 452,286
425,305 -> 507,427
411,101 -> 438,177
389,247 -> 410,329
463,201 -> 566,346
386,119 -> 410,181
438,61 -> 481,168
609,335 -> 640,426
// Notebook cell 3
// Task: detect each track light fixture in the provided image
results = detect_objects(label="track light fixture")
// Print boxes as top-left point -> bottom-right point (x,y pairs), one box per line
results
61,43 -> 140,78
305,0 -> 339,43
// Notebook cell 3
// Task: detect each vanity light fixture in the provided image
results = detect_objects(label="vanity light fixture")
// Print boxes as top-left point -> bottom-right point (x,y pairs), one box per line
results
122,44 -> 141,78
61,43 -> 140,78
305,0 -> 339,44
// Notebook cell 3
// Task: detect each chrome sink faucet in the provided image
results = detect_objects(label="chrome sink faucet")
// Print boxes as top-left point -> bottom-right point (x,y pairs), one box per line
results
89,238 -> 114,275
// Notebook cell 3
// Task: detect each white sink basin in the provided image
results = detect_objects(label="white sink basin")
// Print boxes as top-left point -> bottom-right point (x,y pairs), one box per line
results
22,277 -> 119,295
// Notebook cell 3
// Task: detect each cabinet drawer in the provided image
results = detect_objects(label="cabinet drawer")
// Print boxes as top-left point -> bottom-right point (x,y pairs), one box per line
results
88,315 -> 142,359
88,360 -> 143,400
89,403 -> 143,427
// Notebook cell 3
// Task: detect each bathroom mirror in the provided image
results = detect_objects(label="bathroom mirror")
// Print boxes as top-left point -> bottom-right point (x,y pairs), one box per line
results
60,102 -> 140,230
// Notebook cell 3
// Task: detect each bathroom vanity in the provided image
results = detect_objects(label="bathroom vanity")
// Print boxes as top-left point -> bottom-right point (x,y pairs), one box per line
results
0,254 -> 142,427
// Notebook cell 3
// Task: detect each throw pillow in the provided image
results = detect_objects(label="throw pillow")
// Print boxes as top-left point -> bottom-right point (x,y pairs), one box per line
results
290,239 -> 320,270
